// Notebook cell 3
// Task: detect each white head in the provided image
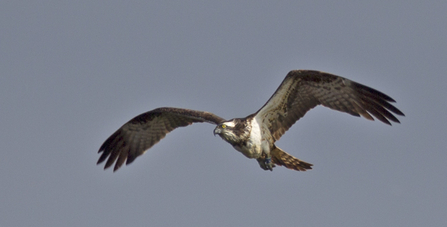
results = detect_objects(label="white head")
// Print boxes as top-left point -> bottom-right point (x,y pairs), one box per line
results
213,119 -> 239,144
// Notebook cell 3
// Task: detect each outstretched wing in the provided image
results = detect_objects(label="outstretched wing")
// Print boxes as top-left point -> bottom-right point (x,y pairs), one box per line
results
97,107 -> 226,171
255,70 -> 405,141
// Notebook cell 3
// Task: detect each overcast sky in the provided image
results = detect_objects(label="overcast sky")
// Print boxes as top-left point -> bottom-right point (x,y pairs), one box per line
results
1,1 -> 446,227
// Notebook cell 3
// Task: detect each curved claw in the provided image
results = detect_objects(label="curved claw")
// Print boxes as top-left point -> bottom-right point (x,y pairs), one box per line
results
257,157 -> 275,171
265,157 -> 274,171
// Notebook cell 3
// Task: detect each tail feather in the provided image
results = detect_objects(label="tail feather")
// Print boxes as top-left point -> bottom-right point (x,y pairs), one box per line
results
271,146 -> 313,171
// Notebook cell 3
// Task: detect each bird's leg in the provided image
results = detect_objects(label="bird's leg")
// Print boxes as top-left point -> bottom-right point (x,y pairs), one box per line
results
256,156 -> 275,171
257,140 -> 274,171
265,156 -> 274,171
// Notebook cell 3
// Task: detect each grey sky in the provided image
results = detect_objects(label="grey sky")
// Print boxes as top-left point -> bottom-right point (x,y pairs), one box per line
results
1,1 -> 446,226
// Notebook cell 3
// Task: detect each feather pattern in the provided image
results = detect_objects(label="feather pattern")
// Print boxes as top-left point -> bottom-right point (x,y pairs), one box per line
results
270,146 -> 313,171
255,70 -> 404,141
97,70 -> 404,172
97,107 -> 225,171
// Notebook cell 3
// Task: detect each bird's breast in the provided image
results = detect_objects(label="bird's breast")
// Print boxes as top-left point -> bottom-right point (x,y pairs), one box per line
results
232,117 -> 263,159
233,139 -> 262,159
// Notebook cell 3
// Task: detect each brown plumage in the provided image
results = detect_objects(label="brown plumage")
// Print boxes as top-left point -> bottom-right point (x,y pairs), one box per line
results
97,108 -> 225,171
256,70 -> 404,141
97,70 -> 404,172
270,146 -> 313,171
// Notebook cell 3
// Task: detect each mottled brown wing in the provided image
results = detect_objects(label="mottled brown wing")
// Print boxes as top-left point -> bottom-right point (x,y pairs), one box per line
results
255,70 -> 404,141
97,107 -> 226,171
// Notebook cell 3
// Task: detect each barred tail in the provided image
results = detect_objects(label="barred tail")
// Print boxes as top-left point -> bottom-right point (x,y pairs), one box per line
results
271,146 -> 313,171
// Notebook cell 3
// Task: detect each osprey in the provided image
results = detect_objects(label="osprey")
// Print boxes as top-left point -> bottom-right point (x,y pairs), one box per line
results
97,70 -> 404,172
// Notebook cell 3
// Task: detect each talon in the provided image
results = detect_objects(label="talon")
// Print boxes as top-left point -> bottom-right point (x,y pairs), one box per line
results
265,157 -> 273,171
257,157 -> 275,171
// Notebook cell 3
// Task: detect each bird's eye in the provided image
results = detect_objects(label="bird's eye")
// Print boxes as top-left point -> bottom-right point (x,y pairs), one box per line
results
221,124 -> 226,129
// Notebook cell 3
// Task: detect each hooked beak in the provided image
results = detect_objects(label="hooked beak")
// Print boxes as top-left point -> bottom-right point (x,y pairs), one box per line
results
213,128 -> 221,136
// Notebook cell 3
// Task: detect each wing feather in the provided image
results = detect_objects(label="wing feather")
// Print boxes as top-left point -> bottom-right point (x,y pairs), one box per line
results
255,70 -> 404,141
97,107 -> 226,171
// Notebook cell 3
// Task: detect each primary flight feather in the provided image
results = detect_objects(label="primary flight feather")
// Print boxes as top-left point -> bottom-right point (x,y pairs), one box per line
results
98,70 -> 404,172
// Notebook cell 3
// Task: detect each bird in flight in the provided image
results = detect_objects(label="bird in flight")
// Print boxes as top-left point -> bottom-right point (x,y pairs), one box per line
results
97,70 -> 404,172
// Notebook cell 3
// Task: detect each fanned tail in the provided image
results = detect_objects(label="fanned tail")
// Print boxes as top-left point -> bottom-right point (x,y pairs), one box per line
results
271,146 -> 313,171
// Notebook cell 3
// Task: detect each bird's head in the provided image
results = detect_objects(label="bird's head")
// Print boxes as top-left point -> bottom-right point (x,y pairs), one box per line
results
213,120 -> 238,143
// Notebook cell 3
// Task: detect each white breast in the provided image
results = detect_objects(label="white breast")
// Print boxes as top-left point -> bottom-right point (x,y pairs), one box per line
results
233,117 -> 263,159
249,117 -> 263,146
